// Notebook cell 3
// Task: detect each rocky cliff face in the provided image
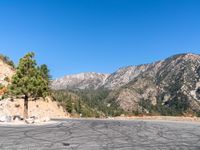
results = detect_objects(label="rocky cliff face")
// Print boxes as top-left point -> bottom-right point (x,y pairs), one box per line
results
52,53 -> 200,115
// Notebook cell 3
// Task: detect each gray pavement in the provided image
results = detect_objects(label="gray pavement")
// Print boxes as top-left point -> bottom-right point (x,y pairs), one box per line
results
0,119 -> 200,150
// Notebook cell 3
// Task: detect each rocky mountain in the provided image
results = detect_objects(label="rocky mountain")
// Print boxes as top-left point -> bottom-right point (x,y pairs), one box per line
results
52,53 -> 200,115
51,64 -> 161,90
52,72 -> 109,90
52,61 -> 164,91
110,53 -> 200,114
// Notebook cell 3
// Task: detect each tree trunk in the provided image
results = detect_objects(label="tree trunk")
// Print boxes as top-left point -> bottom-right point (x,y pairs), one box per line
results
24,95 -> 29,119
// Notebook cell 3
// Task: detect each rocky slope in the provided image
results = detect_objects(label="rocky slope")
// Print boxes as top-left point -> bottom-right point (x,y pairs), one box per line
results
111,53 -> 200,114
103,65 -> 149,89
0,58 -> 15,86
52,53 -> 200,115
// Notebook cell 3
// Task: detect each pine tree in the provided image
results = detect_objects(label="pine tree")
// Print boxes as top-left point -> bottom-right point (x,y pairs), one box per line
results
75,98 -> 82,114
77,98 -> 82,114
9,52 -> 50,119
66,95 -> 72,113
39,64 -> 51,83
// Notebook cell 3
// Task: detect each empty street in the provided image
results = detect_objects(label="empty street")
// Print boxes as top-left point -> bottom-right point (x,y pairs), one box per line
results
0,119 -> 200,150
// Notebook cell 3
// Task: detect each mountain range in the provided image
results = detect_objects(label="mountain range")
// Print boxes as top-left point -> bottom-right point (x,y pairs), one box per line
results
52,53 -> 200,115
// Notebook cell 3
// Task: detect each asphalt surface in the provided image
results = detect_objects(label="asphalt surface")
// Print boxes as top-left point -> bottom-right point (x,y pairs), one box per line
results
0,119 -> 200,150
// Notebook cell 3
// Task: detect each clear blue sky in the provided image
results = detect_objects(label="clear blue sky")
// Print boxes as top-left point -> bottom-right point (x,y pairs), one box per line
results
0,0 -> 200,78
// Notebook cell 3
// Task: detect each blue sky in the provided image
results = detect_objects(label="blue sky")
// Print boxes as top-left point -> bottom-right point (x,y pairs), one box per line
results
0,0 -> 200,78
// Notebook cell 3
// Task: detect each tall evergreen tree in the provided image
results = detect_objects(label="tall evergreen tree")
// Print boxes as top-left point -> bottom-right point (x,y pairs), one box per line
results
9,52 -> 50,119
66,95 -> 73,113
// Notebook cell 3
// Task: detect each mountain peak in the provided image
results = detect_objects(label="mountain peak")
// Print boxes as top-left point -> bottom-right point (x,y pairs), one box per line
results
166,53 -> 200,62
182,53 -> 200,60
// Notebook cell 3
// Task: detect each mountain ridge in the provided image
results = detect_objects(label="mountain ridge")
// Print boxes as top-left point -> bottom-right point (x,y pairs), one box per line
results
52,53 -> 200,90
52,72 -> 109,90
52,53 -> 200,115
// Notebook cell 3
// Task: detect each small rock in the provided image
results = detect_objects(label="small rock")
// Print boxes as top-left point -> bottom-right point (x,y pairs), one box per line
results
0,115 -> 12,122
30,116 -> 37,120
13,115 -> 23,121
25,118 -> 35,124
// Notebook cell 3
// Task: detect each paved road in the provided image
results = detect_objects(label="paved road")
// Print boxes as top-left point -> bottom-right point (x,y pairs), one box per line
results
0,119 -> 200,150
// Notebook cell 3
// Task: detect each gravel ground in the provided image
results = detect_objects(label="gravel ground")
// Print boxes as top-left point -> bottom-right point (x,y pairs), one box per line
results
0,119 -> 200,150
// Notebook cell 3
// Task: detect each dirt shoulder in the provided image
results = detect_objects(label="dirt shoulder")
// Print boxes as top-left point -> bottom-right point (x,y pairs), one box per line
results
68,116 -> 200,123
112,116 -> 200,123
